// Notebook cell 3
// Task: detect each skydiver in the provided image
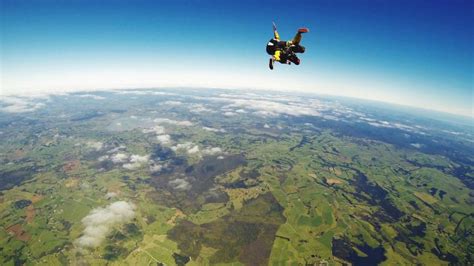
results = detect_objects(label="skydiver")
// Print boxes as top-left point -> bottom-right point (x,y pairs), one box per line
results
266,22 -> 309,70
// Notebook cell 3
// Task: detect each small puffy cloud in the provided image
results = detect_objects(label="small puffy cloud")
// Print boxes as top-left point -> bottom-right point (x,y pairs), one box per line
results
171,142 -> 200,155
172,142 -> 223,157
411,143 -> 422,149
107,153 -> 149,170
98,155 -> 109,162
187,145 -> 200,154
168,178 -> 191,191
163,101 -> 182,106
171,142 -> 194,152
263,124 -> 270,128
149,163 -> 164,173
202,147 -> 223,156
217,155 -> 225,160
202,127 -> 226,133
156,134 -> 171,144
76,201 -> 136,248
122,163 -> 139,170
154,118 -> 193,126
189,104 -> 214,113
110,153 -> 129,164
86,141 -> 104,151
143,125 -> 165,135
223,111 -> 236,117
130,154 -> 149,163
123,154 -> 149,170
76,94 -> 105,100
235,109 -> 247,113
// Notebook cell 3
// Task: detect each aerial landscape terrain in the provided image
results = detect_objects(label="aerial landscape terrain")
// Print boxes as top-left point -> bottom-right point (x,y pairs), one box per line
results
0,88 -> 472,265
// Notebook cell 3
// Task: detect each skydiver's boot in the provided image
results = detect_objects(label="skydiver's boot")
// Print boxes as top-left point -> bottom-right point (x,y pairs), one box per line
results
269,58 -> 274,70
298,28 -> 309,33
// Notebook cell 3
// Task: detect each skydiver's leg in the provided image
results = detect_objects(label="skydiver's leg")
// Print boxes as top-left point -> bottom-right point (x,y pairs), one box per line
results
290,28 -> 309,45
288,54 -> 300,65
292,32 -> 303,45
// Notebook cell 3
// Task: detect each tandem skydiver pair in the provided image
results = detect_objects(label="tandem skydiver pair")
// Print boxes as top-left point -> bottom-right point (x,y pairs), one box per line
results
266,22 -> 309,70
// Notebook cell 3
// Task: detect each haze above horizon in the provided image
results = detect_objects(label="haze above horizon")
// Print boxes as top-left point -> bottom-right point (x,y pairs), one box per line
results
1,0 -> 472,117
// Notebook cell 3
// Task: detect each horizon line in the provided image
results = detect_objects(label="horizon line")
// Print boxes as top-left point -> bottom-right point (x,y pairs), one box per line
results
1,85 -> 472,120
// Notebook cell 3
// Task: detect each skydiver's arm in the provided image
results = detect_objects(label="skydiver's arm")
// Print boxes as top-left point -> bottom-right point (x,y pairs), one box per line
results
273,22 -> 280,40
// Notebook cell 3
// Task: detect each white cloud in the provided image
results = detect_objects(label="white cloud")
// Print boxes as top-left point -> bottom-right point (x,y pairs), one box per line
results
122,163 -> 139,170
226,99 -> 321,117
189,103 -> 214,113
142,125 -> 166,135
171,142 -> 223,157
263,124 -> 270,128
202,127 -> 226,133
154,118 -> 193,126
201,147 -> 223,156
156,134 -> 171,144
107,152 -> 149,170
224,111 -> 236,117
76,201 -> 136,248
171,142 -> 201,155
76,94 -> 105,100
0,97 -> 45,113
149,163 -> 164,173
163,100 -> 182,106
171,142 -> 194,152
411,143 -> 422,149
114,90 -> 177,96
187,145 -> 200,154
110,153 -> 129,164
123,154 -> 149,170
86,141 -> 104,151
98,155 -> 109,162
130,154 -> 149,163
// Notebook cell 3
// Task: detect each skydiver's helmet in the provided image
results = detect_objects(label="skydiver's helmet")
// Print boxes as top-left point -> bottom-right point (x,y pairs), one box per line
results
266,39 -> 278,55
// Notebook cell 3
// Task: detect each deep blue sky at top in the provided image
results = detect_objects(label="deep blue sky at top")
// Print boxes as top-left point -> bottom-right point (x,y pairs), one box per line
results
1,0 -> 472,116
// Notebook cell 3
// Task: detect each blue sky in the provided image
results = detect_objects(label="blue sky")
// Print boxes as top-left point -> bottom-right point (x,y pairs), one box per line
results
1,0 -> 472,116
